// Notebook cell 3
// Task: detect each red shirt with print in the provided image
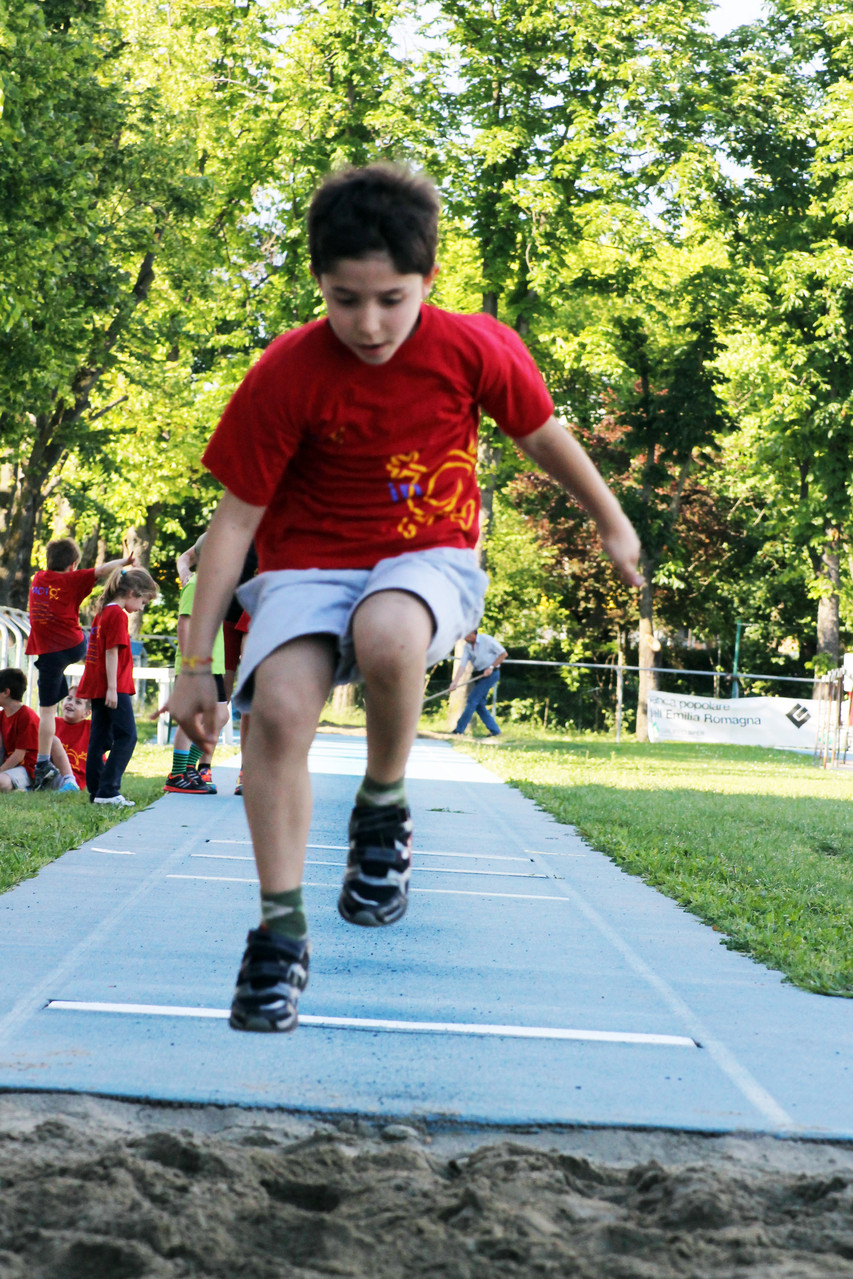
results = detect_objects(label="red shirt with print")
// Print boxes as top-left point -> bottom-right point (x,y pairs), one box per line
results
55,717 -> 91,789
25,568 -> 97,655
1,704 -> 39,779
202,306 -> 554,572
76,605 -> 135,699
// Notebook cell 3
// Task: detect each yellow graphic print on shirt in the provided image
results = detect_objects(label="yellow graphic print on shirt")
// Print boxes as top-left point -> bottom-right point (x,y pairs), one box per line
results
386,436 -> 478,541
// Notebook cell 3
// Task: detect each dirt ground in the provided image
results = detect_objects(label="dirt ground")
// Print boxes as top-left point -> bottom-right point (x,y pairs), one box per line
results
2,1095 -> 853,1277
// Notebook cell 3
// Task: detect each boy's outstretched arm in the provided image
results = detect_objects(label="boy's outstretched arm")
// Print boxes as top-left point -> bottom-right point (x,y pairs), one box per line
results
519,416 -> 644,588
95,552 -> 135,579
167,491 -> 265,749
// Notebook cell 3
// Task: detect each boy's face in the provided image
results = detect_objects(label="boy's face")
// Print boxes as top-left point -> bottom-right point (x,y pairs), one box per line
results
61,692 -> 89,724
316,252 -> 439,366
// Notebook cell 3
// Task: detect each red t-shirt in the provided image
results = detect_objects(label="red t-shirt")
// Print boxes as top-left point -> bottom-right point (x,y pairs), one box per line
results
203,306 -> 554,571
55,717 -> 91,789
1,704 -> 39,779
26,568 -> 97,655
76,604 -> 135,699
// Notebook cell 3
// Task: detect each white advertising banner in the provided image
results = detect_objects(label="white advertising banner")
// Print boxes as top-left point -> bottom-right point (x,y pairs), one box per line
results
647,690 -> 818,751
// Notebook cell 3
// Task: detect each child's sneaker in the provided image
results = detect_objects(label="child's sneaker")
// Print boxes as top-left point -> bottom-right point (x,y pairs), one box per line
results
229,928 -> 310,1033
197,764 -> 217,792
234,771 -> 243,796
93,794 -> 135,808
32,760 -> 60,791
338,804 -> 413,927
58,777 -> 80,792
163,769 -> 213,795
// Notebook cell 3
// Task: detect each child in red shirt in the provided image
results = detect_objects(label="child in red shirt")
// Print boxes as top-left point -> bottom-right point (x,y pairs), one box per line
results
0,668 -> 39,792
77,566 -> 158,807
26,537 -> 133,791
169,163 -> 643,1035
54,687 -> 93,791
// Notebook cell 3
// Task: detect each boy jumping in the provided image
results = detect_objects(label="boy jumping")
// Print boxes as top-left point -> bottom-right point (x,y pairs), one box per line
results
170,163 -> 643,1034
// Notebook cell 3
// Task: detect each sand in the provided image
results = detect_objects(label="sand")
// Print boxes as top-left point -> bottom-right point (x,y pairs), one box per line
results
2,1094 -> 853,1277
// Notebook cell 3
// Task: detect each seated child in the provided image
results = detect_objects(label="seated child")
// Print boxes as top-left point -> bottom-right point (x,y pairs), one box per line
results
0,668 -> 39,792
54,687 -> 92,791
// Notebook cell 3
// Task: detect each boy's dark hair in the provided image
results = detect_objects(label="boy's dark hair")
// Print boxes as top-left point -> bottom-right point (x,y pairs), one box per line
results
308,163 -> 440,277
46,538 -> 81,571
0,668 -> 27,701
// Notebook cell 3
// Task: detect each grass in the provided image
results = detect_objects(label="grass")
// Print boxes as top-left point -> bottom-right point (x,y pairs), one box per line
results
454,732 -> 853,998
0,721 -> 238,896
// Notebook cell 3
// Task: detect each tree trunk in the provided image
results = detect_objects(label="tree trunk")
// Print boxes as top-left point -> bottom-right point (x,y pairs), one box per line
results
448,638 -> 469,728
329,684 -> 357,717
635,551 -> 657,742
814,539 -> 841,696
0,248 -> 159,608
125,507 -> 161,640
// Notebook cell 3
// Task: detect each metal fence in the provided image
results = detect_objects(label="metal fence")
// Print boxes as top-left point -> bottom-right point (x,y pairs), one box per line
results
468,657 -> 823,740
0,606 -> 176,746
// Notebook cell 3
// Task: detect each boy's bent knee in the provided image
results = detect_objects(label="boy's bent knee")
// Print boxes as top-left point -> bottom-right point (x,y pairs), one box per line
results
353,590 -> 434,671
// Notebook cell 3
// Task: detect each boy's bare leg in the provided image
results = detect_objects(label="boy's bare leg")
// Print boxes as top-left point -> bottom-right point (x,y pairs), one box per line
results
37,704 -> 57,758
337,590 -> 432,928
242,636 -> 337,894
352,589 -> 433,781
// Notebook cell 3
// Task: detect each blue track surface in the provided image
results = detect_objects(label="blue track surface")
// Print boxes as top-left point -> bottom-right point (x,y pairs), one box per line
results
1,734 -> 851,1136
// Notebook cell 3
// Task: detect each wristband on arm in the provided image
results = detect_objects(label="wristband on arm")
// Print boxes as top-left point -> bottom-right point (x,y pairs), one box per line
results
180,655 -> 214,674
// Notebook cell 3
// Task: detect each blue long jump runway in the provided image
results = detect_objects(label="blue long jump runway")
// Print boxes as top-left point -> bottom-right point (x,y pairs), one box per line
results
0,733 -> 851,1137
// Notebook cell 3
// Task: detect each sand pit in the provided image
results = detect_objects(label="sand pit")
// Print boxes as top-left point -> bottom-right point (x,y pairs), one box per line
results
2,1094 -> 853,1277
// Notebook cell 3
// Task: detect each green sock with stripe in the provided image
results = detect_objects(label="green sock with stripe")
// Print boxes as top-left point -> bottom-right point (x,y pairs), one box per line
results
170,748 -> 189,776
260,887 -> 308,940
356,774 -> 407,808
188,743 -> 203,770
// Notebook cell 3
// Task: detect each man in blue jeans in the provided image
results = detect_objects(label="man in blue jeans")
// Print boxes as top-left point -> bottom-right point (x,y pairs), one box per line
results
449,629 -> 507,737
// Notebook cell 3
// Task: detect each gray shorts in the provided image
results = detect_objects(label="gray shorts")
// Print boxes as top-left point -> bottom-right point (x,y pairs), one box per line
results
234,546 -> 488,712
3,766 -> 30,791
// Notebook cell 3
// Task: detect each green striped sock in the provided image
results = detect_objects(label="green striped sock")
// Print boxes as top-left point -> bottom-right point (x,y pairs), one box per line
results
356,774 -> 407,808
260,888 -> 308,940
188,743 -> 203,770
171,748 -> 189,776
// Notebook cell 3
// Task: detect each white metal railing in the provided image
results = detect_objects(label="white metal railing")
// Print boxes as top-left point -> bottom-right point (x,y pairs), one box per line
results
812,668 -> 851,768
0,606 -> 33,679
0,607 -> 228,748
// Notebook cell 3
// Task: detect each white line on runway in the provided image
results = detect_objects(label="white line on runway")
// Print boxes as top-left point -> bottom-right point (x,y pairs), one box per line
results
45,1000 -> 696,1047
206,841 -> 537,864
189,855 -> 548,879
526,849 -> 587,859
167,874 -> 571,901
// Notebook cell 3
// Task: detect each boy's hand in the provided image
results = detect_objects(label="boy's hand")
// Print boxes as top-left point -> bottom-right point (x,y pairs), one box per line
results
105,686 -> 118,709
598,515 -> 645,588
155,673 -> 220,753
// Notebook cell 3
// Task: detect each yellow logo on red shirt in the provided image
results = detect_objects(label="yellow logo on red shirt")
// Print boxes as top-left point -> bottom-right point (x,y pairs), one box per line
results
386,436 -> 477,540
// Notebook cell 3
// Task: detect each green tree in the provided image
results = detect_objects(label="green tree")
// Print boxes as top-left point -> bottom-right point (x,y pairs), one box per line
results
712,0 -> 853,670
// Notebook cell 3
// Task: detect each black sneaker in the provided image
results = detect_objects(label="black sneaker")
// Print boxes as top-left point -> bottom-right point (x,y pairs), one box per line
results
163,769 -> 213,794
229,929 -> 310,1033
338,803 -> 413,927
32,759 -> 60,791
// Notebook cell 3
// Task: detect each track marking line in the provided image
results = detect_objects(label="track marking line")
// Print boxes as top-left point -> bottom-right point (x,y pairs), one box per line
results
167,874 -> 571,901
206,841 -> 537,864
90,848 -> 136,856
189,855 -> 548,880
45,1001 -> 696,1047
